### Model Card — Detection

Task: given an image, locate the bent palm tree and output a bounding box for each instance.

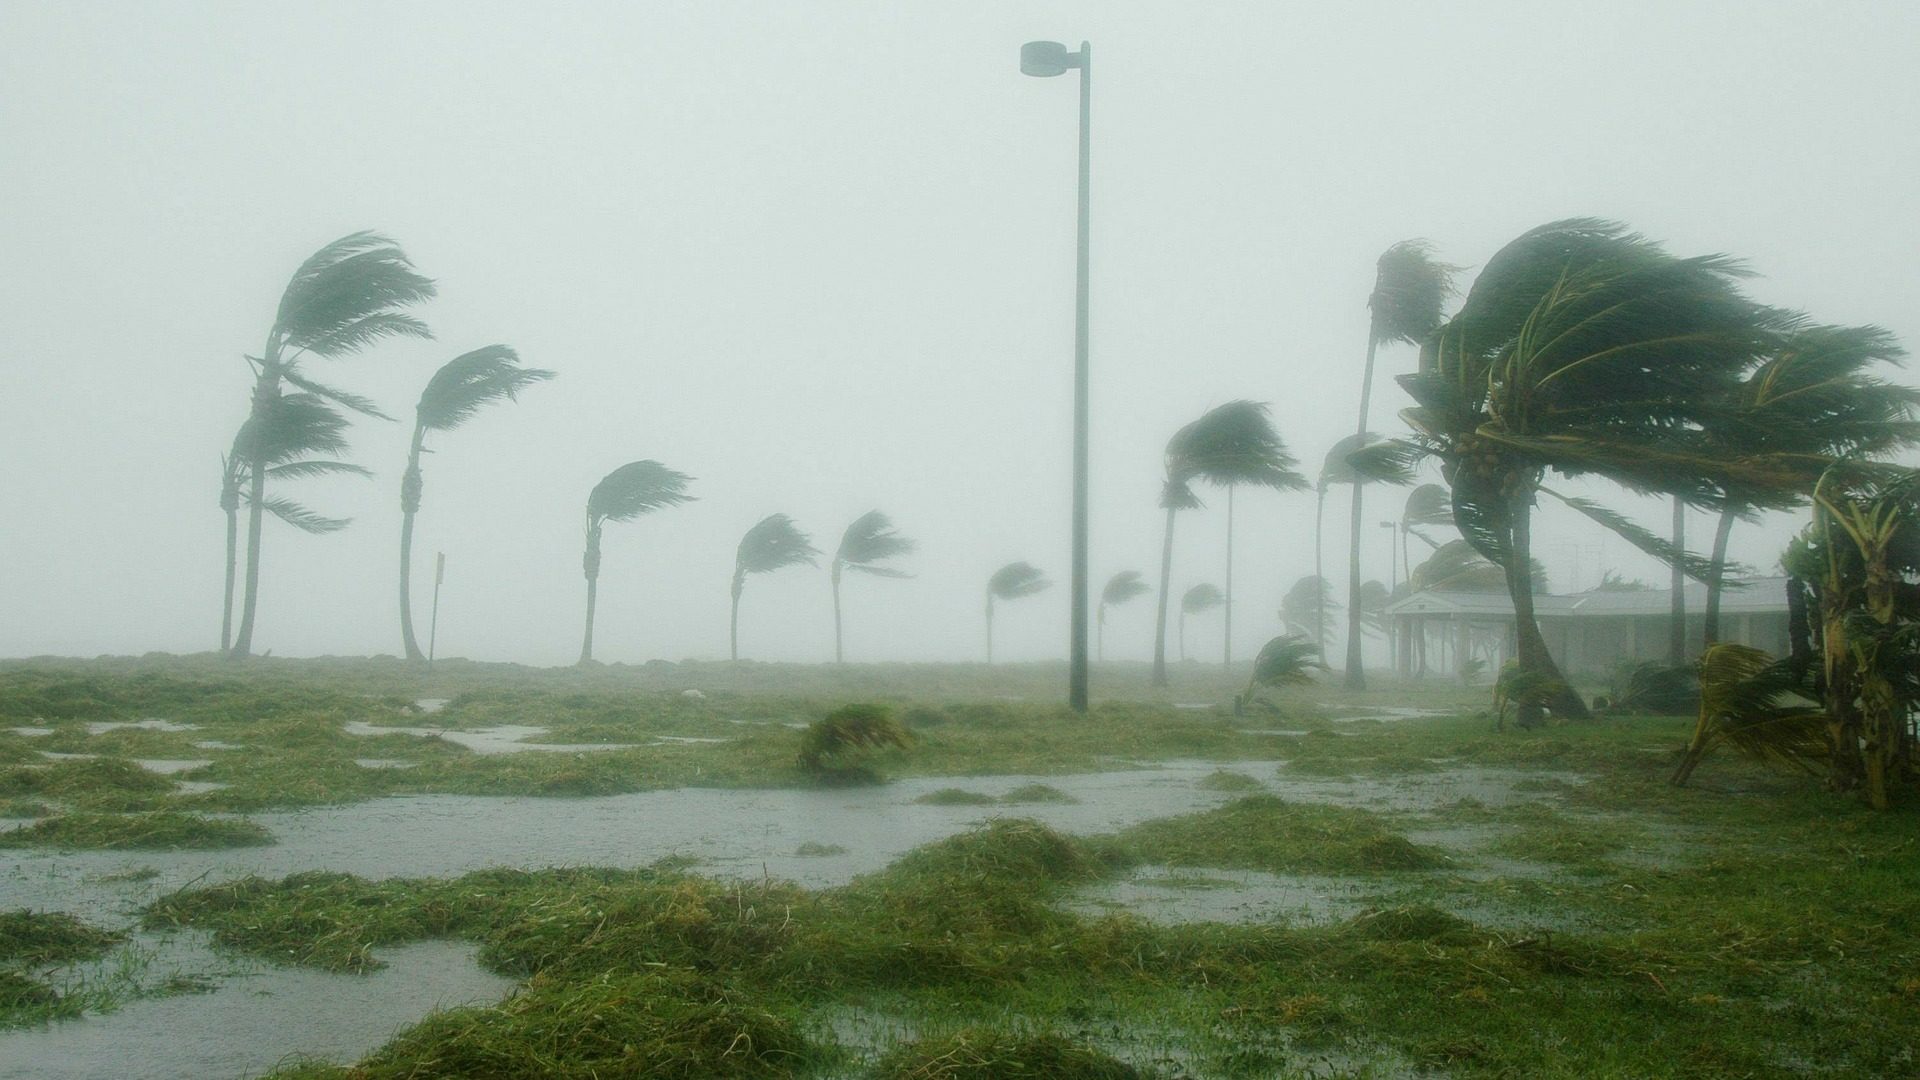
[1153,402,1308,685]
[1345,240,1458,690]
[229,232,435,658]
[1359,219,1793,724]
[1236,633,1325,713]
[578,461,694,664]
[831,511,915,663]
[399,346,554,660]
[218,393,370,650]
[1098,570,1150,661]
[1179,582,1225,662]
[731,514,818,661]
[986,562,1051,663]
[1318,432,1380,657]
[1698,323,1919,644]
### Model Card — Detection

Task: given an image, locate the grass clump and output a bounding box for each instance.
[794,841,847,856]
[1117,795,1442,874]
[874,1028,1149,1079]
[1000,783,1074,804]
[798,703,912,784]
[269,971,816,1079]
[0,757,176,811]
[915,788,999,806]
[0,811,271,850]
[0,910,125,967]
[0,797,54,818]
[916,784,1076,807]
[1197,770,1264,792]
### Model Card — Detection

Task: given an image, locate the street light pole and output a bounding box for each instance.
[1022,39,1093,714]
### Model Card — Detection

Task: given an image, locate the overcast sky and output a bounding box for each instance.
[3,1,1916,667]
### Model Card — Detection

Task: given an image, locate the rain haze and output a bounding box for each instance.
[5,1,1915,666]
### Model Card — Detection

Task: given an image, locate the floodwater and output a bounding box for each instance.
[0,759,1569,1079]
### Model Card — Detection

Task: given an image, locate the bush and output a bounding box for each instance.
[796,704,911,783]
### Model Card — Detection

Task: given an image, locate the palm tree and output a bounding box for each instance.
[218,393,370,651]
[1235,632,1325,713]
[731,514,818,661]
[831,511,915,663]
[1344,240,1458,691]
[1152,402,1308,685]
[399,346,554,660]
[1097,571,1150,662]
[1281,575,1336,641]
[1362,219,1793,724]
[1317,431,1377,657]
[1670,643,1824,787]
[1179,582,1224,662]
[229,232,435,658]
[1698,324,1919,645]
[578,461,694,664]
[1398,483,1453,576]
[986,562,1051,663]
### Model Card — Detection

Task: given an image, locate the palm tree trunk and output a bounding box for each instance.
[986,595,995,664]
[399,428,427,662]
[1097,604,1105,663]
[579,522,601,664]
[1224,484,1235,669]
[1344,479,1367,690]
[1701,507,1738,647]
[1669,497,1687,663]
[220,497,239,653]
[229,372,280,659]
[730,575,743,662]
[1507,481,1589,724]
[1314,486,1326,648]
[831,563,845,665]
[1151,505,1177,687]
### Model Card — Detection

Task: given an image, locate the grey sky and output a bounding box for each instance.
[3,1,1916,666]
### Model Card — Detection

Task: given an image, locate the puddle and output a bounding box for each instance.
[1321,705,1453,724]
[1067,865,1377,925]
[133,760,213,776]
[652,735,733,745]
[10,727,55,737]
[1172,703,1216,710]
[354,758,419,770]
[193,741,243,752]
[411,699,449,715]
[85,720,199,735]
[341,721,636,755]
[174,781,230,796]
[0,938,511,1080]
[40,751,98,762]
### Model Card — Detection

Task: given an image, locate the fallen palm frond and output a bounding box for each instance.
[1234,633,1324,714]
[1493,661,1576,730]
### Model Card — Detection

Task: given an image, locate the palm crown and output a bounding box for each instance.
[588,461,696,528]
[416,346,555,433]
[263,231,438,417]
[988,562,1052,601]
[1101,570,1150,608]
[1181,583,1225,615]
[1164,400,1309,505]
[835,511,916,577]
[737,514,819,579]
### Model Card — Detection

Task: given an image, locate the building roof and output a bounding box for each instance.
[1381,577,1789,620]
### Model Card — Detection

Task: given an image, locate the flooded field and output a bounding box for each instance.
[1,659,1912,1078]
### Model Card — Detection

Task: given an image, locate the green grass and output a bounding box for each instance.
[0,909,129,1027]
[915,784,1077,807]
[873,1028,1150,1079]
[0,811,272,850]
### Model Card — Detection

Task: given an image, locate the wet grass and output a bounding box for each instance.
[1115,795,1445,874]
[873,1028,1150,1079]
[915,784,1076,807]
[0,910,128,1027]
[0,811,272,850]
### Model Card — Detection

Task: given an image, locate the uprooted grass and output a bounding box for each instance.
[914,784,1077,807]
[140,799,1920,1078]
[0,909,129,1027]
[0,811,272,850]
[873,1027,1151,1079]
[1115,795,1445,874]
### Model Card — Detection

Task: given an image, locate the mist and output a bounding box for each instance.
[4,1,1916,667]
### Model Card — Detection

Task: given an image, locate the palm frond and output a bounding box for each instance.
[1326,432,1417,486]
[273,234,437,362]
[1180,582,1225,615]
[736,513,819,576]
[1536,487,1725,583]
[265,460,372,480]
[1280,575,1338,634]
[1401,483,1453,532]
[416,345,556,432]
[1167,401,1309,492]
[234,392,357,466]
[280,369,394,421]
[836,511,916,575]
[1101,570,1151,607]
[586,461,695,524]
[1370,239,1460,346]
[1409,540,1539,593]
[1674,644,1826,782]
[255,495,351,534]
[1246,633,1325,689]
[988,561,1052,601]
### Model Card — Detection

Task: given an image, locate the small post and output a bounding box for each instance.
[428,552,445,667]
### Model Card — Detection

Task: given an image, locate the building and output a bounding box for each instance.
[1379,577,1792,679]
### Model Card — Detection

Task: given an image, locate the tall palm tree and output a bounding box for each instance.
[1698,323,1919,644]
[1179,582,1224,662]
[229,232,435,658]
[731,514,818,661]
[1361,219,1792,724]
[986,562,1051,663]
[218,393,370,651]
[831,511,915,663]
[578,461,694,664]
[1345,240,1458,690]
[1152,402,1308,685]
[1097,570,1150,661]
[1317,432,1377,656]
[399,346,554,660]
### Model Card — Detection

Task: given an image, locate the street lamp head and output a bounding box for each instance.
[1020,40,1080,77]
